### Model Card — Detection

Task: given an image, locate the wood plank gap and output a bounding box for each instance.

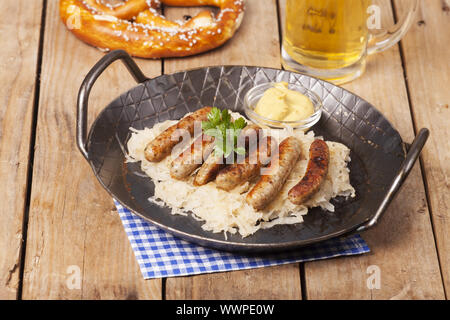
[275,0,283,52]
[162,278,167,300]
[17,0,48,300]
[415,153,448,299]
[299,263,307,300]
[391,0,448,299]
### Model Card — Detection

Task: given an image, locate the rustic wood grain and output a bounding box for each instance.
[164,0,302,300]
[12,0,447,300]
[0,0,43,300]
[394,0,450,295]
[21,0,162,299]
[277,0,445,299]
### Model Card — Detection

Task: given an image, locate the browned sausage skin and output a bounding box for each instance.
[170,134,215,180]
[215,136,275,191]
[288,139,330,205]
[193,124,263,187]
[246,137,302,210]
[193,152,225,186]
[144,106,212,162]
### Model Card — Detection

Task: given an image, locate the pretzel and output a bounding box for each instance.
[59,0,245,58]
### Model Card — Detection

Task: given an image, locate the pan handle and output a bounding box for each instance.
[357,128,430,232]
[77,50,148,160]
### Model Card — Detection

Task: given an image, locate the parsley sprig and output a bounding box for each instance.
[202,108,247,158]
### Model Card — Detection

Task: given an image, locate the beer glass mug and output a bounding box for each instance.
[282,0,419,84]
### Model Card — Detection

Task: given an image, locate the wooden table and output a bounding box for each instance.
[1,0,448,300]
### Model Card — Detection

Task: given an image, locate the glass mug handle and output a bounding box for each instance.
[367,0,419,55]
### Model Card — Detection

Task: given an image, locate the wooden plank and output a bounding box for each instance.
[394,0,450,295]
[282,0,445,299]
[166,265,301,299]
[21,0,162,299]
[164,0,302,300]
[0,0,43,300]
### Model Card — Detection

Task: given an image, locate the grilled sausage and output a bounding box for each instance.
[215,136,275,191]
[193,124,263,186]
[193,152,225,186]
[144,106,212,162]
[169,134,215,180]
[288,139,330,205]
[246,137,302,210]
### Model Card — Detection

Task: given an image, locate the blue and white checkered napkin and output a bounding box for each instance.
[114,200,370,279]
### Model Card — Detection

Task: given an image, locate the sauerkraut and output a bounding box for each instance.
[126,117,355,237]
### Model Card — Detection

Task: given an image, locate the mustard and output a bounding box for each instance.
[253,82,314,122]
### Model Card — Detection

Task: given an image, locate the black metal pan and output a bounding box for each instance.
[77,50,429,253]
